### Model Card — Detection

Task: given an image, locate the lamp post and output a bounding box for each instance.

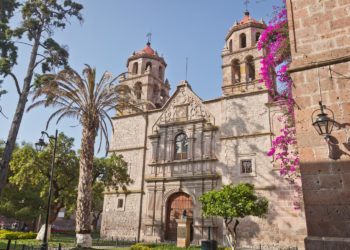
[35,130,58,250]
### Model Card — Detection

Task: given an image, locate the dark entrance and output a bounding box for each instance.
[165,192,193,241]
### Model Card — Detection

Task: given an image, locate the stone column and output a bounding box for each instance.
[149,132,160,163]
[167,129,174,162]
[187,128,195,160]
[203,123,214,159]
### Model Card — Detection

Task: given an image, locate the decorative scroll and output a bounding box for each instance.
[154,85,215,128]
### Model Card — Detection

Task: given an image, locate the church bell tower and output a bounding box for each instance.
[118,42,170,112]
[221,11,267,96]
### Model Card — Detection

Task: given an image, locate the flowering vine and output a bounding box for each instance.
[258,3,300,183]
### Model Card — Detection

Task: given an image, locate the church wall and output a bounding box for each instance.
[212,92,306,248]
[101,114,148,240]
[100,193,141,240]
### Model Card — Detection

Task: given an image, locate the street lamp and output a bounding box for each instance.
[35,130,58,250]
[311,101,336,138]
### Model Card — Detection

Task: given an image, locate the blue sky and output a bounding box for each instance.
[1,0,280,155]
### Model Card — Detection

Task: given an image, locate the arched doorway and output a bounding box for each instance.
[165,192,193,241]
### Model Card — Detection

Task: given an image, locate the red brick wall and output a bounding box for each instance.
[287,0,350,249]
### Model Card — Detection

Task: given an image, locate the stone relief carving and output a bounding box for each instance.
[154,86,215,130]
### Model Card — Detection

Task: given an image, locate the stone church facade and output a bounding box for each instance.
[101,12,306,248]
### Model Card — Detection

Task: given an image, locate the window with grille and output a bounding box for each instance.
[241,159,253,174]
[174,133,188,160]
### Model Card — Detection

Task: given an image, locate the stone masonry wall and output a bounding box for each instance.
[287,0,350,249]
[215,92,306,248]
[101,114,147,240]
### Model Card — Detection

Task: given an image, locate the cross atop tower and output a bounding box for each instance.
[244,0,250,11]
[146,32,152,44]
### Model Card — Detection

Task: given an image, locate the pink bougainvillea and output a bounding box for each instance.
[258,3,300,182]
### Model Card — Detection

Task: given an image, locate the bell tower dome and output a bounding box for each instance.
[118,42,170,112]
[221,11,267,96]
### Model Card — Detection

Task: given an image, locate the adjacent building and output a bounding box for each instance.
[286,0,350,249]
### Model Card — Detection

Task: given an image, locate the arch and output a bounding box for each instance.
[132,62,138,74]
[240,33,247,48]
[145,61,152,72]
[231,59,241,83]
[229,39,233,52]
[165,192,193,241]
[255,32,261,43]
[162,188,197,206]
[174,133,188,160]
[245,55,255,81]
[134,82,142,100]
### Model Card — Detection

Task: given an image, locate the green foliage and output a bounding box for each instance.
[0,230,37,240]
[130,243,152,250]
[5,133,79,223]
[90,154,133,228]
[9,133,79,221]
[200,183,268,220]
[93,154,133,191]
[1,133,133,225]
[130,243,201,250]
[0,183,44,221]
[200,183,268,249]
[0,0,83,79]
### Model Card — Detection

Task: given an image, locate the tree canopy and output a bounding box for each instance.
[200,183,268,250]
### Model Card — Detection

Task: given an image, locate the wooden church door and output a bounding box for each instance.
[165,192,193,241]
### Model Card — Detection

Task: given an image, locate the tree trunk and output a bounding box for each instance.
[224,218,239,250]
[91,210,102,231]
[75,126,96,247]
[0,33,41,194]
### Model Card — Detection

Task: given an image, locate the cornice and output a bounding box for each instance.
[148,157,218,167]
[145,174,220,183]
[220,132,272,140]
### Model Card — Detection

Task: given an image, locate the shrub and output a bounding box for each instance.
[130,243,201,250]
[0,230,37,240]
[17,232,37,239]
[130,243,152,250]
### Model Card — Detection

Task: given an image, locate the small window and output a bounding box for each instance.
[160,89,167,101]
[175,133,188,160]
[255,32,261,43]
[229,39,233,52]
[145,62,152,72]
[231,59,241,83]
[240,33,247,48]
[134,82,142,100]
[117,199,123,208]
[245,56,255,82]
[241,159,252,174]
[158,66,163,79]
[116,197,125,211]
[132,62,138,74]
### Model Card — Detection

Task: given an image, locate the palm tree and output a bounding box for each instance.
[28,65,135,247]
